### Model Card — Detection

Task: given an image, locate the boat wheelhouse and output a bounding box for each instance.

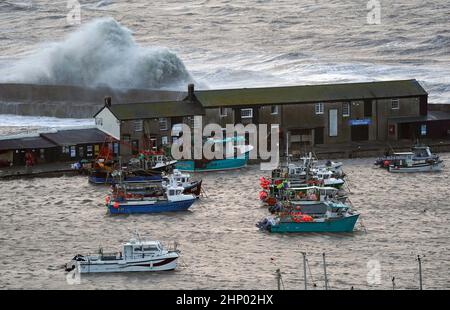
[257,201,359,233]
[106,181,197,214]
[375,144,440,169]
[268,186,348,215]
[387,152,443,173]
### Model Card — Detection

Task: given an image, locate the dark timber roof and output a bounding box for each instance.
[0,136,56,151]
[40,128,115,146]
[193,79,428,108]
[106,101,205,120]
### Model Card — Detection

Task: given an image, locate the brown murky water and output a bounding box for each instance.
[0,156,449,290]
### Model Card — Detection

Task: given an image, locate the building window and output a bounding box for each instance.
[188,116,196,129]
[134,120,143,132]
[70,146,76,158]
[420,124,427,136]
[220,107,227,117]
[241,108,253,119]
[315,103,324,115]
[159,118,168,131]
[271,105,278,115]
[122,135,131,143]
[391,99,400,110]
[86,145,93,157]
[342,102,350,117]
[95,117,103,126]
[162,136,169,145]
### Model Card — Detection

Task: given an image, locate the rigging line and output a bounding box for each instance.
[280,274,286,290]
[306,258,317,288]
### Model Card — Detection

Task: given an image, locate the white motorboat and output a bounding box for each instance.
[65,234,179,273]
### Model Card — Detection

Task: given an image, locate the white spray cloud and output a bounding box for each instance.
[0,17,194,90]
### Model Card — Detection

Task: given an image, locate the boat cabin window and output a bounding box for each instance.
[143,246,159,252]
[176,190,182,195]
[169,190,175,196]
[134,246,142,251]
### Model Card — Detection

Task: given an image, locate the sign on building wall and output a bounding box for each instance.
[349,118,371,126]
[329,109,338,137]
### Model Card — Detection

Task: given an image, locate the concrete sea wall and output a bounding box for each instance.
[0,83,186,118]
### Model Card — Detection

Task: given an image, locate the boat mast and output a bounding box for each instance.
[276,269,281,290]
[417,255,423,290]
[322,252,328,290]
[302,252,307,290]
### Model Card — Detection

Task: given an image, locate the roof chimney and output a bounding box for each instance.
[187,84,194,101]
[104,96,112,107]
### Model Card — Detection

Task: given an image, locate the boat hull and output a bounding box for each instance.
[75,256,178,273]
[175,157,248,172]
[89,175,162,185]
[388,161,443,173]
[107,198,196,214]
[269,214,359,233]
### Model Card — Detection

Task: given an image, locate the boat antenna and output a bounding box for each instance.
[286,132,290,166]
[322,253,329,290]
[135,228,141,242]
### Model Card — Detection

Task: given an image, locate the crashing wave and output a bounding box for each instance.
[0,17,194,90]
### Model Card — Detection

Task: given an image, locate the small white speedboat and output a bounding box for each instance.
[65,234,179,273]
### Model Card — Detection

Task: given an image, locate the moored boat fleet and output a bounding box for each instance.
[257,153,359,233]
[66,142,444,273]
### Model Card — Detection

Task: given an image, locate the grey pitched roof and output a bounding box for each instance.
[40,128,116,146]
[193,79,428,108]
[0,136,56,151]
[105,100,205,120]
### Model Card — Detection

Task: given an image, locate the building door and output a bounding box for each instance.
[364,100,372,117]
[314,127,324,145]
[351,125,369,141]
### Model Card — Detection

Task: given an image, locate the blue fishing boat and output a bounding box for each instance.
[106,182,196,214]
[257,201,359,233]
[269,214,359,233]
[174,136,253,172]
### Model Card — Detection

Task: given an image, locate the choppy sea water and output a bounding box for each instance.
[0,156,449,289]
[0,0,449,102]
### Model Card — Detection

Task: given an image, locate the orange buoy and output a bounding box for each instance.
[113,201,119,209]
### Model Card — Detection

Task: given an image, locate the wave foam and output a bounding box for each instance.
[0,18,194,90]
